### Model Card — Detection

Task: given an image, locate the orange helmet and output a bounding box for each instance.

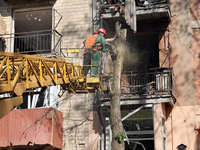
[93,31,98,34]
[98,28,107,35]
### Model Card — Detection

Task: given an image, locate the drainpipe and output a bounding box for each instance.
[100,17,103,28]
[152,104,155,150]
[168,28,171,69]
[53,9,55,53]
[100,0,103,28]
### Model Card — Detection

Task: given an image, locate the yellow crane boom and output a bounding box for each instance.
[0,52,100,118]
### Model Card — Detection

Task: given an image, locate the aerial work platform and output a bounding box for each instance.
[0,52,100,118]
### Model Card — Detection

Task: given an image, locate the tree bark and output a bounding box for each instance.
[110,22,127,150]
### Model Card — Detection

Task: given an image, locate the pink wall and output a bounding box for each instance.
[164,0,198,149]
[0,108,63,149]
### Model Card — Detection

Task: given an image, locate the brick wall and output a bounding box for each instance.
[53,2,101,149]
[60,92,100,150]
[0,14,6,34]
[0,5,12,37]
[54,0,92,49]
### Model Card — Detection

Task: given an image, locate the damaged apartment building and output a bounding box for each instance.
[0,0,199,150]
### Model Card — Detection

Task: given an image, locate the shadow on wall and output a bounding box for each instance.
[0,37,6,52]
[60,92,90,149]
[61,14,91,48]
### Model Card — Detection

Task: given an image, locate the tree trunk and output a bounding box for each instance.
[110,22,127,150]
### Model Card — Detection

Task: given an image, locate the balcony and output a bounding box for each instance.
[100,0,171,31]
[101,68,174,106]
[0,29,62,57]
[135,0,170,22]
[101,0,170,18]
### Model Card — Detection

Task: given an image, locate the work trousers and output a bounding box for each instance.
[82,52,91,76]
[101,52,108,74]
[92,51,101,76]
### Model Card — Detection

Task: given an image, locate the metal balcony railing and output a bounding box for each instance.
[0,29,62,56]
[101,68,172,97]
[121,69,172,95]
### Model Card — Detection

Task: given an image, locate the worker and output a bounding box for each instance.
[81,31,99,76]
[92,28,112,77]
[101,34,116,74]
[80,31,98,49]
[81,30,114,76]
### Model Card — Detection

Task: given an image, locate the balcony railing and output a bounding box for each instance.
[0,29,62,57]
[102,68,172,97]
[121,69,172,95]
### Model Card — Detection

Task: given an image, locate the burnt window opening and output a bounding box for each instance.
[124,33,159,72]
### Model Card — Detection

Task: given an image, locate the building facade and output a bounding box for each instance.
[0,0,199,150]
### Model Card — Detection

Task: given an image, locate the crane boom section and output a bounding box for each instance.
[0,52,88,96]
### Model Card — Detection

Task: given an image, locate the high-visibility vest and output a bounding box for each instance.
[84,35,98,53]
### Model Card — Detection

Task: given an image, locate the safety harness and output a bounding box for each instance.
[93,43,102,52]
